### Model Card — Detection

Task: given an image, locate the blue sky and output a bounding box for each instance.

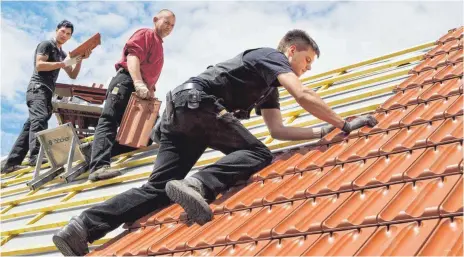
[1,1,463,156]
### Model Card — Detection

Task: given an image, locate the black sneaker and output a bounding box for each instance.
[165,177,213,225]
[88,165,122,182]
[1,163,27,174]
[52,216,89,256]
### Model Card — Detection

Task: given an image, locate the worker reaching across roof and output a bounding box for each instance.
[1,20,92,174]
[84,9,176,182]
[53,29,378,256]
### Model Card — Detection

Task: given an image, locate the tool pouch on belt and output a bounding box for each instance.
[187,88,200,109]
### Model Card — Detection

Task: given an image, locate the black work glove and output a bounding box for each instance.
[342,114,378,133]
[319,124,336,138]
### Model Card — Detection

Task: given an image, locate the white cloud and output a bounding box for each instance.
[1,130,19,157]
[0,18,41,99]
[1,1,463,156]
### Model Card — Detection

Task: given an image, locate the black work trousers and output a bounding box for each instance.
[4,86,53,166]
[89,71,137,172]
[80,90,273,242]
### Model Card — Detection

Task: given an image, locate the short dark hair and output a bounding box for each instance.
[277,29,320,57]
[56,20,74,34]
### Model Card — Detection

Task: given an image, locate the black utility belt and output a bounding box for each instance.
[166,83,204,122]
[171,83,204,96]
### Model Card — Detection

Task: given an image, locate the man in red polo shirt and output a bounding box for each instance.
[87,9,175,181]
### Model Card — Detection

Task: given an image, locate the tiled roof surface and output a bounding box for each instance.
[0,27,462,256]
[86,27,463,257]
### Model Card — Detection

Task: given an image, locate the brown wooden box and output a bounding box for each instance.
[69,33,101,58]
[116,93,162,148]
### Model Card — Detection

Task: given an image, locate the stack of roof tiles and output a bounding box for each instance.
[87,27,463,256]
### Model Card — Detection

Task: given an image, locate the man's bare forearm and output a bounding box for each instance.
[127,55,144,82]
[271,126,321,141]
[278,72,345,129]
[36,61,64,72]
[296,89,345,129]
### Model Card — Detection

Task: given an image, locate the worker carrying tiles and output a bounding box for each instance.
[83,9,176,182]
[53,29,378,256]
[1,20,92,174]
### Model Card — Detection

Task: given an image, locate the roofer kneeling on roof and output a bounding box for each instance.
[1,20,92,174]
[83,9,176,182]
[53,29,378,256]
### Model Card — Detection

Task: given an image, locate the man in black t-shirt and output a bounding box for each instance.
[53,29,378,256]
[1,20,91,174]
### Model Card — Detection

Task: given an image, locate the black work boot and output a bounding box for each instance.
[165,177,214,225]
[52,216,89,256]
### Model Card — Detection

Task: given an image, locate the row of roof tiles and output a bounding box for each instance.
[436,26,463,44]
[89,173,462,256]
[396,61,463,90]
[428,37,463,57]
[412,49,462,74]
[120,137,462,231]
[381,77,462,110]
